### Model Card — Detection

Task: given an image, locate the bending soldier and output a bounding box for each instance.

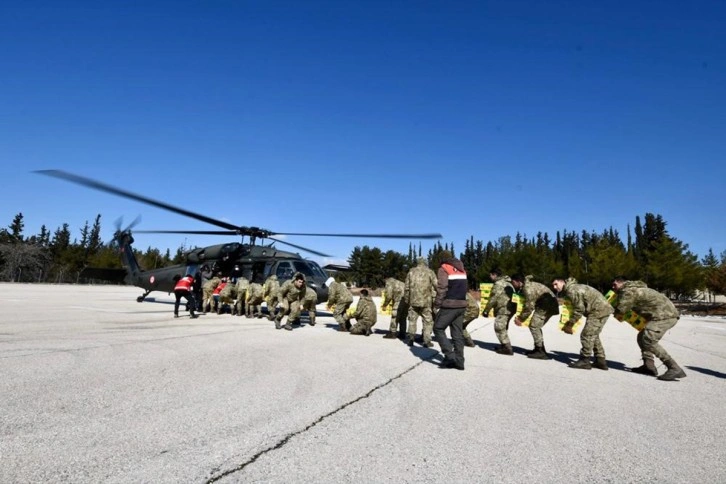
[232,276,250,316]
[325,276,354,331]
[302,286,318,326]
[404,257,437,347]
[511,274,559,360]
[381,277,407,339]
[202,274,221,314]
[611,277,686,381]
[275,272,307,331]
[462,292,479,347]
[263,274,281,321]
[349,289,377,336]
[245,282,264,318]
[482,269,516,355]
[552,277,613,370]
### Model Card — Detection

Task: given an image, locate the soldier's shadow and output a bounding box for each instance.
[408,345,441,366]
[686,366,726,380]
[549,350,628,371]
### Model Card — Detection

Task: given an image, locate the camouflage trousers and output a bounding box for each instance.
[638,317,678,363]
[528,308,557,346]
[202,289,215,312]
[246,298,263,318]
[333,302,352,328]
[493,311,512,345]
[407,305,434,343]
[350,318,375,335]
[265,296,281,318]
[301,302,316,325]
[276,300,303,324]
[388,300,409,334]
[579,314,609,358]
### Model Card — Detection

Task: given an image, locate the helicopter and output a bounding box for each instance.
[36,170,442,306]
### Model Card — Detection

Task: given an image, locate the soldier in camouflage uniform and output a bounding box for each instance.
[552,277,613,370]
[381,277,407,339]
[511,274,559,360]
[404,257,438,347]
[218,280,237,315]
[232,276,250,316]
[462,292,479,347]
[202,274,221,314]
[263,274,281,321]
[301,286,318,326]
[245,282,264,318]
[349,289,378,336]
[482,269,516,355]
[325,276,354,331]
[275,272,307,331]
[612,277,686,381]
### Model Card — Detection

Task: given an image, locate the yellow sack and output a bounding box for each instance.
[479,283,494,317]
[380,291,392,315]
[557,297,584,333]
[346,304,356,318]
[512,293,533,326]
[605,290,647,332]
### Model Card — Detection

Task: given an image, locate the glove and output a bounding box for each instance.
[563,320,575,334]
[514,316,523,327]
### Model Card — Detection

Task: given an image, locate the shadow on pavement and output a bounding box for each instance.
[686,366,726,380]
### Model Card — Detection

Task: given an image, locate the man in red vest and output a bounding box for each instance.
[433,252,469,370]
[174,274,199,319]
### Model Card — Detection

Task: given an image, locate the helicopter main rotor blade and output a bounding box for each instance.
[267,236,331,258]
[35,170,240,232]
[271,232,443,239]
[134,230,239,236]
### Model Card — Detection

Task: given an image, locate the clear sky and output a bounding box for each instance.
[2,1,724,266]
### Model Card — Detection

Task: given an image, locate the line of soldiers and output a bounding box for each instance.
[380,262,686,382]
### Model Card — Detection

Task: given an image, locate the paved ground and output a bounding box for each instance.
[1,283,725,483]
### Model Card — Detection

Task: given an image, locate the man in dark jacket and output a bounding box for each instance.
[432,254,469,370]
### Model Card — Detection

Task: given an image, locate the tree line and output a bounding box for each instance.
[1,211,725,300]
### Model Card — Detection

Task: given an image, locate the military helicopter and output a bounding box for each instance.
[37,170,442,305]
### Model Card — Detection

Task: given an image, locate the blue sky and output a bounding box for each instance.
[2,1,724,266]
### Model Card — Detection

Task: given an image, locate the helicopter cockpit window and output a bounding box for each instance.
[292,261,327,279]
[276,262,294,280]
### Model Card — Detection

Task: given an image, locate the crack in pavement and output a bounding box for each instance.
[205,358,429,483]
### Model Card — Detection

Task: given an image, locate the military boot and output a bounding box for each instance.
[593,357,609,371]
[630,358,658,376]
[657,359,687,381]
[495,343,513,355]
[527,345,551,360]
[568,357,592,369]
[464,336,475,348]
[405,335,415,346]
[283,323,293,331]
[383,332,397,339]
[274,318,282,330]
[422,340,434,348]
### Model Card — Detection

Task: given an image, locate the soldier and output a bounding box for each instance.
[381,277,407,339]
[462,292,479,348]
[173,274,199,319]
[301,286,318,326]
[481,269,516,355]
[218,279,237,314]
[349,289,378,336]
[433,254,468,370]
[245,281,265,318]
[263,274,281,321]
[611,277,686,381]
[232,276,250,316]
[211,278,228,314]
[552,277,613,370]
[201,273,221,314]
[275,272,307,331]
[325,276,354,331]
[511,274,559,360]
[404,257,437,347]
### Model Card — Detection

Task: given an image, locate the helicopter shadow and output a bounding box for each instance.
[686,366,726,380]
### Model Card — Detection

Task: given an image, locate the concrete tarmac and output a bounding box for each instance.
[1,283,725,483]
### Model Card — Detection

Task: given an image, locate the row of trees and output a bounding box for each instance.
[1,211,725,300]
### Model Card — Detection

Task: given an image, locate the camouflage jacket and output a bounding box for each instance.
[482,276,514,315]
[404,261,437,307]
[263,275,280,298]
[219,283,237,299]
[328,281,353,305]
[354,295,378,324]
[279,279,306,303]
[562,278,613,322]
[614,280,679,321]
[464,292,480,321]
[519,276,558,321]
[203,276,221,292]
[235,277,250,297]
[382,278,405,308]
[246,282,264,303]
[303,287,318,308]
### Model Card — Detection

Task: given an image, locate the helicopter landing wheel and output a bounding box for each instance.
[137,295,145,303]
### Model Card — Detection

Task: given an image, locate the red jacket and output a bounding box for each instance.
[174,275,194,292]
